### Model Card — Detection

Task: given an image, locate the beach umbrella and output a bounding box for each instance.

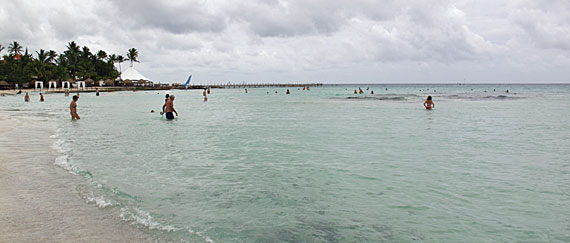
[104,79,114,86]
[122,80,133,86]
[84,78,95,85]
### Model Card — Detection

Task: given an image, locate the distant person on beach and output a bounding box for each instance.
[65,89,69,96]
[96,88,100,96]
[25,92,30,102]
[203,88,207,97]
[40,93,44,102]
[70,95,80,120]
[207,87,211,94]
[164,95,178,120]
[286,89,290,94]
[161,94,170,115]
[424,96,434,110]
[245,88,248,93]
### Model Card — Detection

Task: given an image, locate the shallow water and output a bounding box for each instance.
[1,84,570,242]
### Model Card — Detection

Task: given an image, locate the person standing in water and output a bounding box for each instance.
[40,93,44,102]
[25,92,30,102]
[161,94,170,115]
[164,95,178,120]
[70,95,80,120]
[96,88,100,96]
[424,96,434,110]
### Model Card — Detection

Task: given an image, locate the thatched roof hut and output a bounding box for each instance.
[104,79,114,86]
[0,81,9,86]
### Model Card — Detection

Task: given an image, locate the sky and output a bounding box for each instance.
[1,0,569,84]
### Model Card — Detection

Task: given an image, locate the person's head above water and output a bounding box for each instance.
[73,95,78,100]
[165,94,170,98]
[427,96,432,100]
[170,95,175,100]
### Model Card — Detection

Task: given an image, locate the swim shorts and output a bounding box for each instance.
[166,112,174,120]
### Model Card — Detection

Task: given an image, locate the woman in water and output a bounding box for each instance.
[424,96,434,110]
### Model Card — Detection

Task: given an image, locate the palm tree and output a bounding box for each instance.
[126,48,139,67]
[36,49,48,63]
[96,50,107,61]
[0,44,4,55]
[8,41,23,56]
[117,55,125,73]
[64,41,80,80]
[47,50,58,63]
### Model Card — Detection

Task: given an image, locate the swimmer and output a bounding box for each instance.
[96,88,100,96]
[164,95,178,120]
[151,110,155,113]
[371,90,374,95]
[70,95,80,120]
[286,89,290,94]
[207,87,211,94]
[245,88,248,93]
[40,93,44,102]
[354,90,357,94]
[359,88,363,94]
[161,94,170,115]
[424,96,434,110]
[25,92,30,102]
[203,88,207,97]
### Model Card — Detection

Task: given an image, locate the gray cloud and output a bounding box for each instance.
[0,0,569,83]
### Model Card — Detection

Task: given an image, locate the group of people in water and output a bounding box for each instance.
[16,86,440,121]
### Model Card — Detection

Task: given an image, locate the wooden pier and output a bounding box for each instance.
[179,83,323,89]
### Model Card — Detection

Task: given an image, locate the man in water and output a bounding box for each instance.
[164,95,178,120]
[40,93,44,102]
[24,92,30,102]
[70,95,80,120]
[96,88,100,96]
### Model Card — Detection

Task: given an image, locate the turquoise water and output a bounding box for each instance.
[2,84,570,242]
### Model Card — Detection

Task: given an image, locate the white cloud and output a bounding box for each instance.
[1,0,569,83]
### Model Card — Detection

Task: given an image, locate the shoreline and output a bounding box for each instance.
[0,114,156,242]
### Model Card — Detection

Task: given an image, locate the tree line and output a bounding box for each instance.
[0,41,139,86]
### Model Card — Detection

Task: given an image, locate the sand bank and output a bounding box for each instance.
[0,114,155,242]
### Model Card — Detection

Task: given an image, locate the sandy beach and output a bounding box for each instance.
[0,114,155,242]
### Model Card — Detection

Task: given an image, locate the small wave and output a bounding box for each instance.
[345,96,408,101]
[120,207,177,232]
[85,194,113,208]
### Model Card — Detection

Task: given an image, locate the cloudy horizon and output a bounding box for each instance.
[1,0,569,84]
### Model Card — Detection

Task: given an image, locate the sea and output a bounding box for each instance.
[1,84,569,242]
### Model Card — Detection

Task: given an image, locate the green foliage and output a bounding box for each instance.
[0,41,135,86]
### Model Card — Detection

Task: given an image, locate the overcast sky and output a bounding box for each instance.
[1,0,569,84]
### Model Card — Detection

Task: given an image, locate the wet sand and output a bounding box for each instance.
[0,115,155,242]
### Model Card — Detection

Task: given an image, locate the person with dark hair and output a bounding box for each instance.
[424,96,434,110]
[161,94,170,115]
[70,95,80,120]
[164,95,178,120]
